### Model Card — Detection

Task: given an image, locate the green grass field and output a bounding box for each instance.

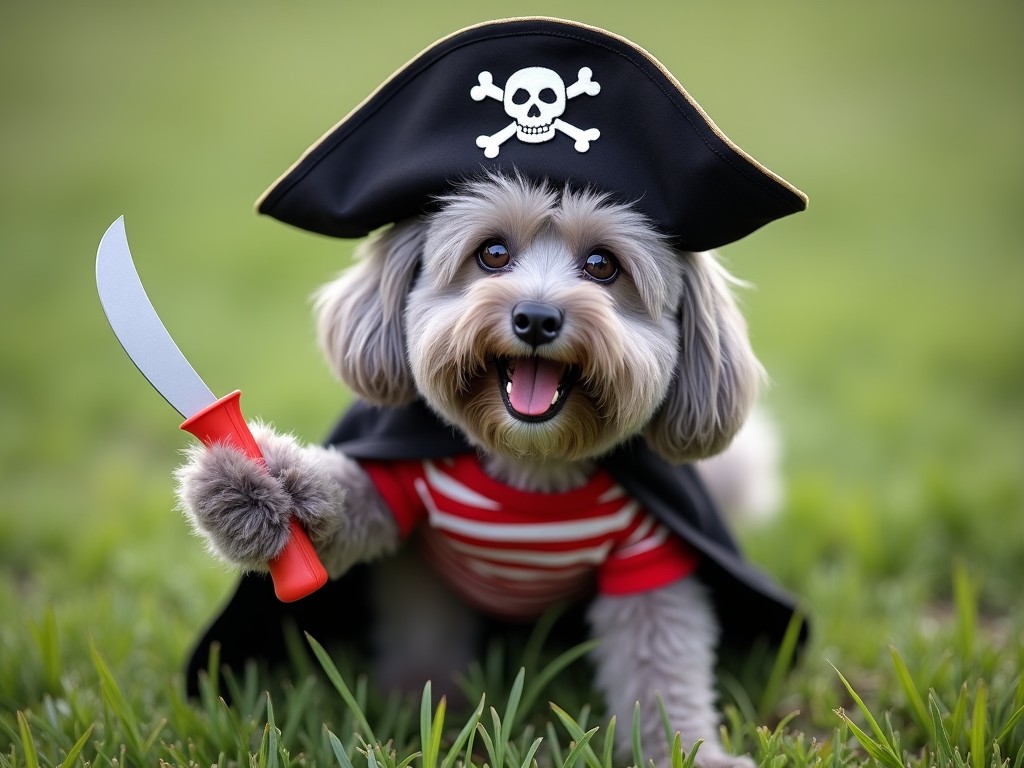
[1,1,1022,766]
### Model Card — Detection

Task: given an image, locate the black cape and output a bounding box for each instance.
[185,400,807,694]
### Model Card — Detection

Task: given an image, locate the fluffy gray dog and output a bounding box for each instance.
[176,173,778,767]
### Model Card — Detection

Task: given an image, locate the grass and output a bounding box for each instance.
[2,581,1022,767]
[1,0,1023,766]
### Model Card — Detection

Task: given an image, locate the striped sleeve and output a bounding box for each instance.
[597,514,698,595]
[360,460,428,537]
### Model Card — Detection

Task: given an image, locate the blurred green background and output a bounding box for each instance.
[1,0,1021,696]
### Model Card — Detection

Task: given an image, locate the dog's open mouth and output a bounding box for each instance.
[497,357,581,422]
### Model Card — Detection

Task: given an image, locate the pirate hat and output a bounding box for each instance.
[257,17,807,251]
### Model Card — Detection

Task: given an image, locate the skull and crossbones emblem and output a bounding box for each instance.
[470,66,601,158]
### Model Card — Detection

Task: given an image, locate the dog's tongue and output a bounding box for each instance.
[508,357,562,416]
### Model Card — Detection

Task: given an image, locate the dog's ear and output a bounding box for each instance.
[644,252,765,462]
[314,219,426,406]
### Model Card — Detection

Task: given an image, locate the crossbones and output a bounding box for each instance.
[471,66,601,158]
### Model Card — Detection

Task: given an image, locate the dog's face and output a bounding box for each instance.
[404,177,683,461]
[317,174,762,463]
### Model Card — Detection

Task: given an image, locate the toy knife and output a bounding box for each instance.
[95,216,328,602]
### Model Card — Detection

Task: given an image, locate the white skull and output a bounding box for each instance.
[503,67,566,143]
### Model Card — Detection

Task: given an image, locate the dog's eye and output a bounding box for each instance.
[477,240,511,271]
[583,250,619,283]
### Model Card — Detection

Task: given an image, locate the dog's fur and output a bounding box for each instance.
[176,173,768,767]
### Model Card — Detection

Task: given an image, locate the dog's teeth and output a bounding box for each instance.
[551,390,560,406]
[506,381,513,395]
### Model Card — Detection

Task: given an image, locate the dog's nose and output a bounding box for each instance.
[511,301,563,347]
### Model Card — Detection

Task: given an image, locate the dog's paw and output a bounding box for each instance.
[175,423,345,570]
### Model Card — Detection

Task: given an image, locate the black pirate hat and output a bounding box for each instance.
[257,17,807,251]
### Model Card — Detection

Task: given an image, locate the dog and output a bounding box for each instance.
[177,172,778,767]
[176,16,809,767]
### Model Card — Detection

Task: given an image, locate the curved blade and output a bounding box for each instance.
[96,217,216,419]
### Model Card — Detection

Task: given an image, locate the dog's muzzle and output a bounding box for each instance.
[494,302,576,421]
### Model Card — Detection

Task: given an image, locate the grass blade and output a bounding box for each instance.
[29,609,60,693]
[326,727,356,768]
[429,697,446,768]
[682,738,705,768]
[464,707,479,768]
[889,645,932,739]
[832,662,903,768]
[420,682,445,768]
[757,612,805,720]
[502,668,526,746]
[142,715,168,754]
[57,724,95,768]
[490,707,506,768]
[366,741,381,768]
[476,720,499,768]
[16,711,39,768]
[266,694,281,768]
[656,694,674,758]
[631,702,644,768]
[834,708,902,768]
[970,681,987,768]
[202,639,222,706]
[306,633,377,744]
[669,733,704,768]
[89,642,145,760]
[930,691,956,768]
[520,735,544,768]
[561,727,599,768]
[602,716,617,768]
[670,732,684,768]
[952,561,977,658]
[256,721,272,768]
[442,694,486,768]
[549,704,603,768]
[951,684,970,752]
[421,681,435,768]
[281,674,317,748]
[547,721,566,768]
[996,703,1024,745]
[831,723,848,768]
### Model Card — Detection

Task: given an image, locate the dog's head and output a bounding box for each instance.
[316,173,763,463]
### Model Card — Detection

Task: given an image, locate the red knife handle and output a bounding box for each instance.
[180,390,329,602]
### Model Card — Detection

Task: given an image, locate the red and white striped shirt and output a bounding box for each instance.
[362,455,698,620]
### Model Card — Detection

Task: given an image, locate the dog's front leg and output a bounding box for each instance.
[175,422,399,576]
[588,578,754,768]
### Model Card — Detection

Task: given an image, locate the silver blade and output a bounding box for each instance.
[96,216,217,419]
